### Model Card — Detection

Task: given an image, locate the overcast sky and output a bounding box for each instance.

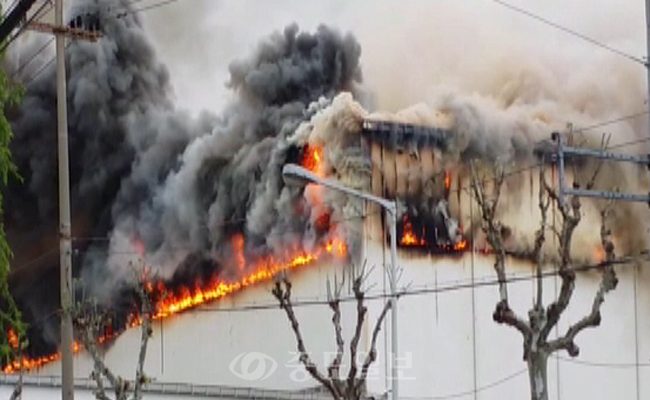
[139,0,647,115]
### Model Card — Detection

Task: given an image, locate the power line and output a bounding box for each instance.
[16,0,183,84]
[399,351,650,400]
[568,111,649,135]
[10,36,53,79]
[22,40,69,85]
[114,0,181,18]
[192,252,649,312]
[491,0,646,66]
[401,368,527,400]
[555,355,650,369]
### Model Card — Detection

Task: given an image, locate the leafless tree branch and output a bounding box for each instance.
[273,264,389,400]
[326,275,345,392]
[470,141,619,400]
[8,360,22,400]
[534,166,550,312]
[346,269,367,392]
[73,269,155,400]
[357,300,391,389]
[547,202,619,356]
[469,161,532,343]
[133,279,153,400]
[585,133,611,190]
[272,278,338,399]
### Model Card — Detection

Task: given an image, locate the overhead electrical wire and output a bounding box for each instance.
[14,0,184,84]
[22,41,70,85]
[10,36,53,79]
[569,111,649,135]
[118,0,181,16]
[490,0,647,66]
[3,1,648,394]
[401,368,527,400]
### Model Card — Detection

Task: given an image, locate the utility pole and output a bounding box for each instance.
[55,0,74,397]
[552,129,650,399]
[27,5,103,400]
[641,2,650,397]
[0,3,100,398]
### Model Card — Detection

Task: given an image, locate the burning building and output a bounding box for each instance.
[1,0,650,398]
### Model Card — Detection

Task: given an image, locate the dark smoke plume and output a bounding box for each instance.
[5,0,367,356]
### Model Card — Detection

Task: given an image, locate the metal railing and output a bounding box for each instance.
[0,374,331,400]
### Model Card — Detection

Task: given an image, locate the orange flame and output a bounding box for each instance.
[444,170,451,191]
[5,234,348,373]
[401,216,425,246]
[301,145,324,178]
[7,328,18,350]
[232,234,245,272]
[6,143,340,373]
[454,240,468,251]
[399,214,469,252]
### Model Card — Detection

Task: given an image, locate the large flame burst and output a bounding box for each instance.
[399,170,468,252]
[4,144,348,373]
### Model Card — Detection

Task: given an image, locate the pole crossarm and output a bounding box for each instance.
[561,146,650,166]
[26,21,102,41]
[564,189,650,203]
[552,132,650,206]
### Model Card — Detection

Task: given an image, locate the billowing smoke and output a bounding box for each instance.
[4,0,649,358]
[5,0,371,352]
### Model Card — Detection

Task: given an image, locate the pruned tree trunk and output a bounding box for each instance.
[469,150,619,400]
[8,367,22,400]
[527,350,548,400]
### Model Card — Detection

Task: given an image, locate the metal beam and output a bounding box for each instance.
[0,374,334,400]
[564,188,650,203]
[362,119,451,149]
[553,132,650,207]
[26,21,102,41]
[561,146,650,166]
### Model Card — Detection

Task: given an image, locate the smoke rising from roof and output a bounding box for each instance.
[4,0,649,356]
[6,0,371,351]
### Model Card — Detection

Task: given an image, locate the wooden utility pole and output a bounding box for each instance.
[30,4,102,400]
[55,0,74,397]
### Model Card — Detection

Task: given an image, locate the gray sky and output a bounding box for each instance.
[140,0,647,115]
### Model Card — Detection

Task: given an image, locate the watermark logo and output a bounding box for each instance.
[229,352,278,381]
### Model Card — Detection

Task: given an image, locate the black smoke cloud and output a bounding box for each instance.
[5,0,366,355]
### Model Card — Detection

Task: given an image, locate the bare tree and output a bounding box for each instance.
[73,272,155,400]
[469,161,618,400]
[272,264,391,400]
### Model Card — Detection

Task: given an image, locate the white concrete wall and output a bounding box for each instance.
[6,229,650,400]
[362,243,650,400]
[22,259,369,394]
